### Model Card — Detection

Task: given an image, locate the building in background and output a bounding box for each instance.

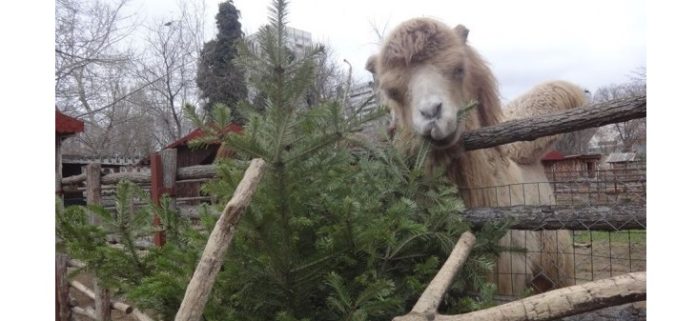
[247,26,313,59]
[345,81,389,141]
[541,150,603,181]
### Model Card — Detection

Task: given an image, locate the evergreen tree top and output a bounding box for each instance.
[215,0,243,41]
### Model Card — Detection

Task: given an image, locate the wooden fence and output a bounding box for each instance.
[58,149,219,321]
[56,94,647,321]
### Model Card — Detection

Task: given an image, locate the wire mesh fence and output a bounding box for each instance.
[461,167,646,299]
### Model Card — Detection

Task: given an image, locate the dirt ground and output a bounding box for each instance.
[573,239,646,283]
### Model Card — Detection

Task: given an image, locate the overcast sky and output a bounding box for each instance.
[134,0,646,102]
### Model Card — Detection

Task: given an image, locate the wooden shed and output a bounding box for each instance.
[542,150,602,182]
[144,123,243,204]
[143,123,243,168]
[56,110,84,194]
[604,152,639,170]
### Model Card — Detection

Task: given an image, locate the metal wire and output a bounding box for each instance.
[462,166,646,297]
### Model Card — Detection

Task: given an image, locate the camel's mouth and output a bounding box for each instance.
[424,130,459,149]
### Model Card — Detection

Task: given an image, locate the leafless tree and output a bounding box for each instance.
[134,0,207,144]
[55,0,151,157]
[56,0,210,156]
[306,45,348,106]
[552,89,597,154]
[591,70,646,154]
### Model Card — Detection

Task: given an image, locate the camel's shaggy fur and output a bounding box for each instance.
[367,18,587,296]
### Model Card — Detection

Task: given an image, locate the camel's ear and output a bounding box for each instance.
[454,25,470,43]
[365,54,378,75]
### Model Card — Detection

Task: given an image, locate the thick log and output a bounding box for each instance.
[62,173,86,185]
[436,272,646,321]
[412,232,476,315]
[460,204,646,231]
[174,159,266,321]
[69,259,86,269]
[393,272,645,321]
[56,253,71,321]
[460,95,646,151]
[62,171,152,185]
[62,164,217,187]
[175,196,212,202]
[69,280,134,314]
[101,171,151,184]
[132,308,157,321]
[176,165,217,180]
[72,306,97,320]
[112,301,134,314]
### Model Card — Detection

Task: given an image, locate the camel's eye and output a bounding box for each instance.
[386,88,402,101]
[453,66,465,78]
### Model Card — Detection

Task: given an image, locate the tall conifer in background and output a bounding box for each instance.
[196,0,248,121]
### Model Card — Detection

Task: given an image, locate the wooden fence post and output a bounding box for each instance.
[86,163,111,321]
[162,148,178,196]
[86,163,102,225]
[56,253,70,321]
[151,148,177,247]
[150,152,166,246]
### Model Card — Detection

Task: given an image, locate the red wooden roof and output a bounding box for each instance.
[542,150,602,161]
[542,150,565,161]
[166,122,243,149]
[56,110,84,135]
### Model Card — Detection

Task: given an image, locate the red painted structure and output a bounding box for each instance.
[56,110,84,135]
[56,110,84,195]
[165,122,243,149]
[149,122,243,246]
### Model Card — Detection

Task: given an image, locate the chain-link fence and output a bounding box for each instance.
[461,166,646,299]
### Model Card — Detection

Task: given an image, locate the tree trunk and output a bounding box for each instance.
[174,159,266,321]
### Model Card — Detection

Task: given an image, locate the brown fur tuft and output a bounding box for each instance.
[381,18,462,67]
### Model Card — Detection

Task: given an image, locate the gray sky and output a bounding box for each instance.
[134,0,646,102]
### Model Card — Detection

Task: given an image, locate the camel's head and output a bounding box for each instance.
[367,18,473,148]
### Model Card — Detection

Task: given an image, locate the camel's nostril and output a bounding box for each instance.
[420,102,443,120]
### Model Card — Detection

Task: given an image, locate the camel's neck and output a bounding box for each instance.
[430,144,509,208]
